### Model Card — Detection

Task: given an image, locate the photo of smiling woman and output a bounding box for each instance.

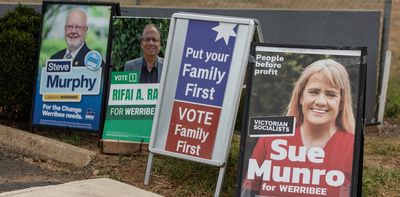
[287,59,354,148]
[288,59,353,195]
[240,54,362,197]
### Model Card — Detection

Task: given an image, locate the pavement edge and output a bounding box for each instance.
[0,124,96,168]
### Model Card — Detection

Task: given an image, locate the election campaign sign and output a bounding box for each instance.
[144,12,258,197]
[102,71,159,142]
[163,18,236,159]
[237,44,367,197]
[148,12,256,165]
[31,2,118,131]
[101,17,169,154]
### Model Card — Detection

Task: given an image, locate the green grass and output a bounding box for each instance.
[59,133,82,146]
[152,134,241,197]
[362,135,400,196]
[385,77,400,123]
[34,128,93,146]
[363,165,400,196]
[364,136,400,156]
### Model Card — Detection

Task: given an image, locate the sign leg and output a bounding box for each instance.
[214,166,226,197]
[144,152,154,185]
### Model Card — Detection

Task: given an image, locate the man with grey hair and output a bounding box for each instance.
[124,24,164,83]
[50,9,93,67]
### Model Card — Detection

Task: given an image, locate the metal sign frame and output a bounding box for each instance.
[144,12,259,197]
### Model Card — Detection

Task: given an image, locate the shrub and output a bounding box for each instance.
[0,5,40,120]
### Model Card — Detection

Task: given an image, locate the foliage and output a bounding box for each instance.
[385,77,400,122]
[0,5,40,120]
[111,18,170,71]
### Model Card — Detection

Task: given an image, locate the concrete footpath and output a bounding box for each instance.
[0,178,162,197]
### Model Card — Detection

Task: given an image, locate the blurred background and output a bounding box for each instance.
[0,1,399,196]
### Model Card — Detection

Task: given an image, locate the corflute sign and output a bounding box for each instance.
[102,71,159,142]
[31,2,116,131]
[237,44,367,197]
[145,13,257,197]
[148,13,256,167]
[164,19,237,159]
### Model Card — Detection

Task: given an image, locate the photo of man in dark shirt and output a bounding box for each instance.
[124,24,163,83]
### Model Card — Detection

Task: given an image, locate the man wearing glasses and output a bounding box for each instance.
[50,9,94,67]
[124,24,164,83]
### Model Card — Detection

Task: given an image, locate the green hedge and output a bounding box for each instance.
[0,5,40,120]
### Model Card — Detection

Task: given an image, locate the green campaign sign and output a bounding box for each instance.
[102,71,159,142]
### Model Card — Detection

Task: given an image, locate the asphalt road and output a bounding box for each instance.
[0,150,62,193]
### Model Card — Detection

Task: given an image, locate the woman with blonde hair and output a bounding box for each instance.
[287,59,354,133]
[243,59,355,197]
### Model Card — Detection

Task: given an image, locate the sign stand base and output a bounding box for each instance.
[100,140,148,155]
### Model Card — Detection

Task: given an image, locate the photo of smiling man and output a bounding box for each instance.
[124,24,164,83]
[50,9,97,67]
[101,18,169,153]
[32,3,115,131]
